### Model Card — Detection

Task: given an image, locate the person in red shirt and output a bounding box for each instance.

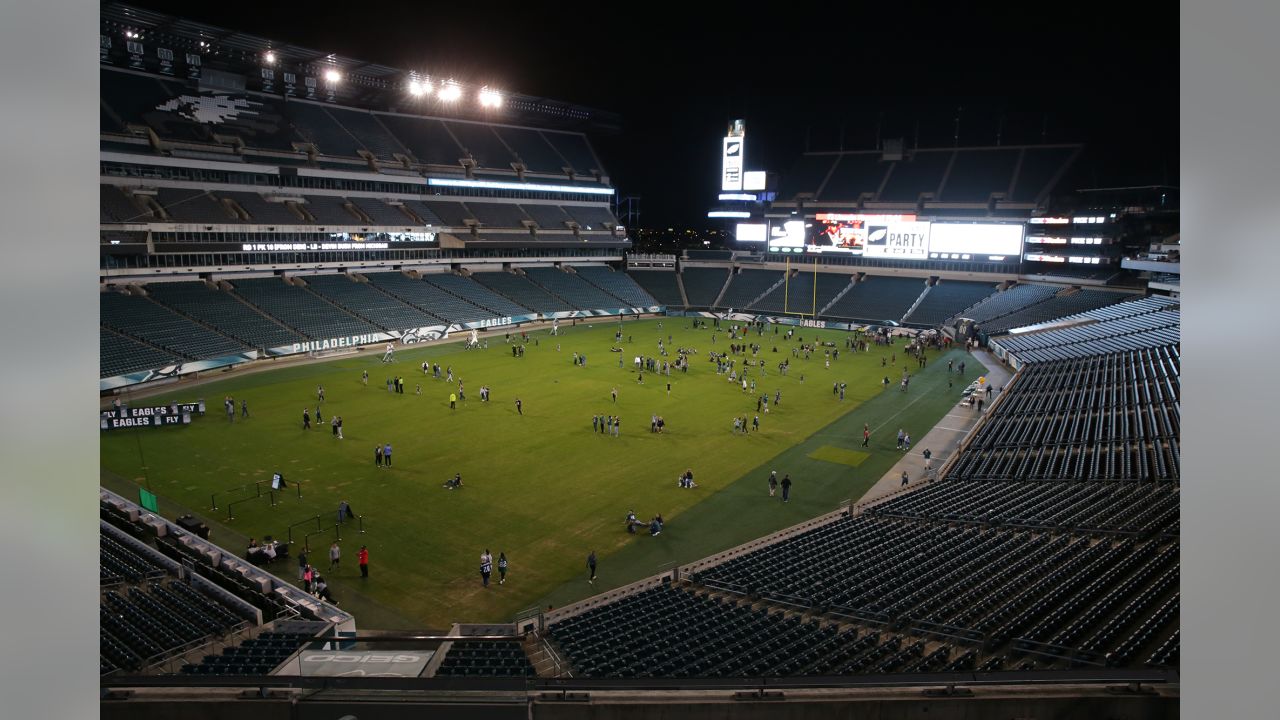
[358,545,369,579]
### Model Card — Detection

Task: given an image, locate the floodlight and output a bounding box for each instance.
[408,79,431,97]
[439,82,462,101]
[264,51,276,64]
[325,69,341,84]
[478,88,503,108]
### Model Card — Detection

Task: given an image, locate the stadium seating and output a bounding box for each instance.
[778,154,837,200]
[345,198,420,226]
[100,68,302,152]
[939,149,1020,202]
[99,526,253,676]
[285,103,365,158]
[493,127,570,174]
[420,201,475,227]
[466,202,531,228]
[435,640,536,677]
[303,274,443,330]
[562,205,617,229]
[520,203,575,230]
[216,192,303,225]
[716,269,785,310]
[144,282,303,350]
[375,115,467,166]
[365,272,501,324]
[155,188,240,224]
[101,291,248,360]
[748,271,853,315]
[572,266,659,307]
[100,328,181,377]
[976,290,1131,335]
[867,481,1180,536]
[902,280,999,326]
[1011,147,1077,203]
[994,309,1181,363]
[422,273,533,316]
[949,283,1061,324]
[879,150,951,202]
[449,123,518,170]
[542,132,600,175]
[524,267,625,309]
[821,275,928,322]
[298,195,361,225]
[101,185,146,223]
[324,106,410,161]
[229,277,383,339]
[626,270,684,307]
[819,154,890,201]
[680,267,730,309]
[948,346,1181,481]
[180,632,316,676]
[471,271,574,313]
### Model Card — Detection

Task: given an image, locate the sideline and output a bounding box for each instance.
[101,314,658,408]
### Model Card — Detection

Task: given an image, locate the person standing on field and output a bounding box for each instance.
[358,545,369,578]
[329,542,340,571]
[498,552,508,584]
[480,550,493,587]
[768,471,778,497]
[587,551,597,584]
[781,474,792,502]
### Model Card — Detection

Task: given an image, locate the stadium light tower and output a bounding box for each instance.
[408,78,432,97]
[439,82,462,102]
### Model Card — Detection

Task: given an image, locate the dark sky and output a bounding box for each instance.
[116,0,1179,227]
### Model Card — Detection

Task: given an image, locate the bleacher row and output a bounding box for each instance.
[100,524,255,675]
[100,268,658,376]
[951,346,1180,481]
[776,146,1076,204]
[102,67,604,177]
[101,184,619,231]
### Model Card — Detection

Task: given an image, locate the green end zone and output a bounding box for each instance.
[806,446,870,467]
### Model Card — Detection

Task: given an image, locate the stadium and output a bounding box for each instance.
[96,3,1180,717]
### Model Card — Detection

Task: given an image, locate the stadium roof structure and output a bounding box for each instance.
[100,2,622,133]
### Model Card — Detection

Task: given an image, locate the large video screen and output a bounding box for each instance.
[928,223,1023,256]
[766,214,1021,261]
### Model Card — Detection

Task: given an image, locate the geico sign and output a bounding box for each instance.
[302,653,423,663]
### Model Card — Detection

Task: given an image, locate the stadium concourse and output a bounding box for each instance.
[96,3,1178,717]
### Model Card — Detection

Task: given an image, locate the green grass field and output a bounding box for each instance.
[101,318,984,629]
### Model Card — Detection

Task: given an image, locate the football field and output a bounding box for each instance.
[101,318,985,629]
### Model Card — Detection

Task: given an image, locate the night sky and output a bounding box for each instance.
[116,0,1179,228]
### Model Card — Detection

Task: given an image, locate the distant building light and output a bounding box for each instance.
[707,211,751,219]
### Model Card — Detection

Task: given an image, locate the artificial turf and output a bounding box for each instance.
[101,317,985,629]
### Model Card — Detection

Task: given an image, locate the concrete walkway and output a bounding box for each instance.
[856,348,1014,507]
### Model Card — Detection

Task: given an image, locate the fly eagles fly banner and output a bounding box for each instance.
[101,401,205,430]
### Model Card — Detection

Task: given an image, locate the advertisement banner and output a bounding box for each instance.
[99,352,258,393]
[722,136,744,191]
[297,649,432,678]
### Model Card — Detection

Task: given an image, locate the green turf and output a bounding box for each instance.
[807,446,872,467]
[101,318,983,629]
